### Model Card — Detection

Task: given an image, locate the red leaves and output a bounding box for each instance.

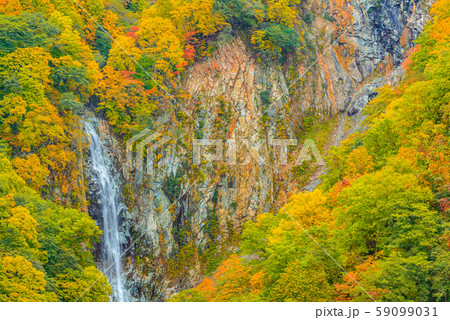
[183,30,198,43]
[211,60,219,70]
[328,178,353,206]
[182,31,198,62]
[438,197,450,218]
[126,26,139,39]
[401,45,421,71]
[184,44,196,61]
[120,70,137,80]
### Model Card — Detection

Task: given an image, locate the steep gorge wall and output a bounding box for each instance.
[294,0,428,116]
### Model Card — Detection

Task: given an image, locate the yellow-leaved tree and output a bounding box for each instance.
[0,255,57,302]
[12,154,50,190]
[267,0,300,27]
[137,16,185,72]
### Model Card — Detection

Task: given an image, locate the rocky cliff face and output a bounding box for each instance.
[290,0,428,118]
[85,0,431,301]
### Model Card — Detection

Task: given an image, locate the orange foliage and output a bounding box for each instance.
[127,26,139,39]
[0,0,22,15]
[96,66,156,134]
[328,178,352,206]
[102,10,124,38]
[429,0,450,42]
[401,46,421,71]
[190,254,263,301]
[12,154,49,190]
[334,256,388,302]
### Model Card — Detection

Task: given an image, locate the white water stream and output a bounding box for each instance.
[85,122,127,302]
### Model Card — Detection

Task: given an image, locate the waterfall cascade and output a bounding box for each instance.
[85,122,127,302]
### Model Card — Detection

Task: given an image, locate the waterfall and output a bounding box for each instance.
[85,122,127,302]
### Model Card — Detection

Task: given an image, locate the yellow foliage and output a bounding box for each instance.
[251,30,278,53]
[0,0,23,15]
[16,101,66,152]
[267,0,300,27]
[269,189,333,248]
[49,11,100,85]
[49,11,84,58]
[8,206,39,244]
[102,10,124,38]
[0,255,57,302]
[280,189,332,229]
[137,16,185,71]
[145,0,225,36]
[344,146,375,178]
[0,95,27,142]
[107,35,142,72]
[12,154,49,190]
[0,47,52,103]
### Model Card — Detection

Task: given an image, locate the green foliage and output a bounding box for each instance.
[205,210,219,240]
[251,22,298,61]
[163,169,183,202]
[0,152,110,301]
[269,260,333,301]
[126,0,151,13]
[214,0,264,30]
[240,213,279,256]
[198,243,221,275]
[1,0,448,304]
[133,55,157,90]
[302,11,314,24]
[334,166,438,256]
[0,13,59,57]
[93,29,111,61]
[215,0,300,60]
[167,242,197,279]
[364,119,400,165]
[323,13,334,22]
[260,90,271,106]
[216,25,234,46]
[51,64,90,93]
[0,8,102,203]
[58,92,83,113]
[262,23,298,53]
[56,266,112,302]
